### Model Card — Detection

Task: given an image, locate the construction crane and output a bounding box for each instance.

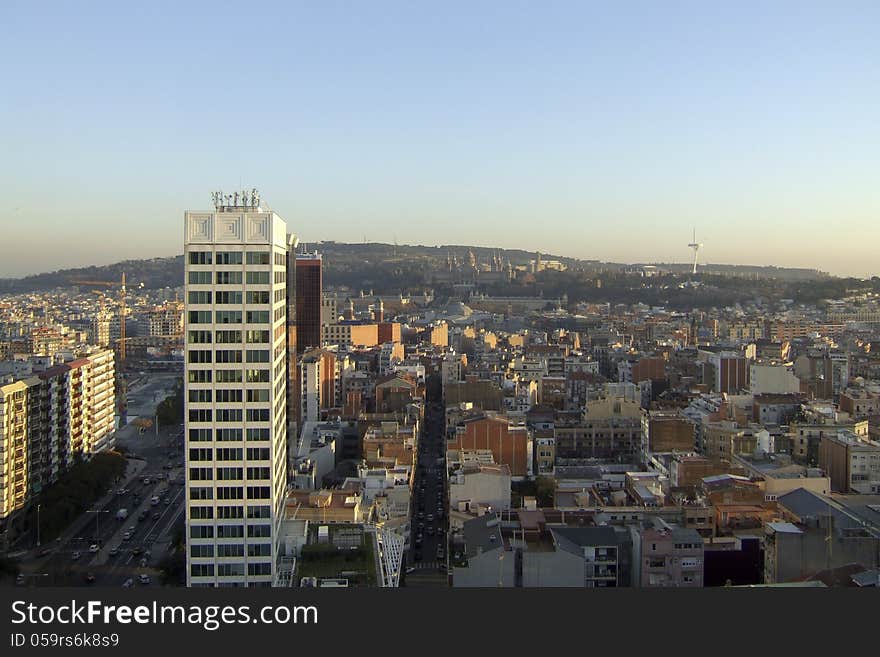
[70,273,144,361]
[70,273,143,426]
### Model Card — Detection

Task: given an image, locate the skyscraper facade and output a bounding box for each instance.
[295,253,322,354]
[184,197,294,587]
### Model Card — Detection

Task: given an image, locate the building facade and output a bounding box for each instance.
[184,199,294,587]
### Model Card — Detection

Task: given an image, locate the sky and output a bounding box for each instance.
[1,1,878,278]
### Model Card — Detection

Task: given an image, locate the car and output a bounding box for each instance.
[122,532,132,541]
[139,557,148,568]
[132,547,143,556]
[405,567,416,574]
[143,477,151,485]
[38,547,52,557]
[108,546,120,556]
[15,574,26,586]
[71,551,81,561]
[163,498,171,506]
[437,549,445,559]
[414,537,422,545]
[426,514,434,522]
[427,527,434,536]
[88,543,100,553]
[151,496,160,506]
[152,512,161,520]
[417,512,424,519]
[122,578,134,589]
[138,574,151,585]
[84,573,96,584]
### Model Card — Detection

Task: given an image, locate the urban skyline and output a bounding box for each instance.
[2,2,879,278]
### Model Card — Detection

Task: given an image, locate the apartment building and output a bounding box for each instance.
[184,197,295,587]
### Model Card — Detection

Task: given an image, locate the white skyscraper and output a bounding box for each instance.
[184,192,294,587]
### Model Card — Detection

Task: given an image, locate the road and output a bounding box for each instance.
[404,400,449,587]
[12,372,185,589]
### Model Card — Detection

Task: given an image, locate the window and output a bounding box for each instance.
[246,271,270,285]
[189,428,212,442]
[247,505,271,519]
[190,564,215,577]
[188,291,212,304]
[216,525,244,539]
[188,270,212,285]
[218,564,245,577]
[190,506,213,520]
[189,467,213,481]
[216,467,243,480]
[216,428,243,441]
[247,291,270,304]
[248,562,272,576]
[216,486,243,500]
[216,252,243,265]
[188,350,212,363]
[247,447,270,461]
[217,506,244,520]
[248,544,271,557]
[216,448,243,461]
[188,370,212,383]
[217,544,244,557]
[246,310,269,324]
[190,527,214,540]
[247,409,270,422]
[246,252,271,265]
[247,428,270,441]
[246,349,270,363]
[188,310,211,324]
[191,545,214,558]
[247,466,270,480]
[189,486,213,500]
[216,389,243,403]
[189,251,212,265]
[247,523,271,536]
[216,291,242,305]
[189,448,212,462]
[245,369,269,383]
[216,271,242,285]
[216,370,243,383]
[216,408,243,423]
[247,389,270,403]
[215,311,242,324]
[189,389,212,403]
[215,330,242,344]
[245,330,270,343]
[189,330,212,344]
[247,486,271,500]
[215,350,243,363]
[189,409,212,422]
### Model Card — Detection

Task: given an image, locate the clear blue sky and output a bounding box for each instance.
[1,1,878,277]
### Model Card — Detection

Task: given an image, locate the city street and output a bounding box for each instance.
[13,372,185,588]
[404,400,449,587]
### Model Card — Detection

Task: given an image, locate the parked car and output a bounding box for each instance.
[84,573,96,584]
[71,551,81,561]
[88,544,100,553]
[122,532,132,541]
[122,578,134,589]
[131,547,143,556]
[108,546,120,556]
[138,574,151,585]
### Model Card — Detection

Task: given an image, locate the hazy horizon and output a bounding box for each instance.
[2,1,878,278]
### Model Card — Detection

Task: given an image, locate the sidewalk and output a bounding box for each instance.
[22,457,148,558]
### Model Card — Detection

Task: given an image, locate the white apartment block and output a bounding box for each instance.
[184,201,294,587]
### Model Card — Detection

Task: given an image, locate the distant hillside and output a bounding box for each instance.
[0,241,835,295]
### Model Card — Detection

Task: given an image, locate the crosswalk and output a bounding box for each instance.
[409,561,445,571]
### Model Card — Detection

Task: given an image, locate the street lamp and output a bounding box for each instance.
[85,509,110,547]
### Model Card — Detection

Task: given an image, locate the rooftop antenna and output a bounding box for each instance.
[688,228,703,275]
